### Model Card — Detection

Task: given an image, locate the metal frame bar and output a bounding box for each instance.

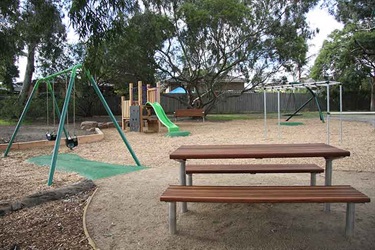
[259,81,342,91]
[48,64,81,185]
[263,90,267,139]
[86,70,141,166]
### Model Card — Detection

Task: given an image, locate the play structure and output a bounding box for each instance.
[257,80,343,140]
[121,81,190,137]
[3,64,141,185]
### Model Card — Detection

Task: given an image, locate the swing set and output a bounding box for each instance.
[3,64,141,186]
[44,74,78,149]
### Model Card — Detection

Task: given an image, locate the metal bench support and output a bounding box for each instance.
[310,173,317,186]
[345,203,355,237]
[169,202,177,234]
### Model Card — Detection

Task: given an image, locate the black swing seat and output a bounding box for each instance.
[46,132,57,141]
[65,136,78,149]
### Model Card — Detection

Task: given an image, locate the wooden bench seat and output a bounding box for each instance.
[160,185,370,236]
[174,109,205,122]
[186,164,324,186]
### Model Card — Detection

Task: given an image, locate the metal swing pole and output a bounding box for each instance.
[263,89,267,139]
[277,89,281,140]
[86,69,141,166]
[3,80,42,157]
[47,64,81,186]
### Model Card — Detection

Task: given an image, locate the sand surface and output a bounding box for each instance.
[78,118,375,250]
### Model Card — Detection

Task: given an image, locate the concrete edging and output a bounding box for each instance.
[0,128,104,151]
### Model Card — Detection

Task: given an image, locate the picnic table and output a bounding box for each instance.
[162,143,370,236]
[169,143,351,212]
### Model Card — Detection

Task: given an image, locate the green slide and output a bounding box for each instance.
[146,102,190,137]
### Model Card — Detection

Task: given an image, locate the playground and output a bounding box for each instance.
[1,115,375,249]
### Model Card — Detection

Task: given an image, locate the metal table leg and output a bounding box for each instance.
[310,173,317,186]
[324,158,333,212]
[179,160,188,213]
[345,203,355,237]
[187,174,192,186]
[169,202,177,234]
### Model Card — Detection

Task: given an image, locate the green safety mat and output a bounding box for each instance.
[279,122,304,126]
[28,154,147,180]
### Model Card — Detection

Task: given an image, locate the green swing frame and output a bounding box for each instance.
[3,64,141,185]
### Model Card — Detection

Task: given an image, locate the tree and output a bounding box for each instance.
[318,0,375,110]
[0,0,20,91]
[68,0,319,112]
[83,11,173,95]
[17,0,67,104]
[146,0,318,111]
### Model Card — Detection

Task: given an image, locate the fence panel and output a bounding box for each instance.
[88,91,370,116]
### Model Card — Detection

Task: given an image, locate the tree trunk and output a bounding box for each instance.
[371,76,375,111]
[19,42,37,105]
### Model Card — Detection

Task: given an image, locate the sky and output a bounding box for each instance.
[305,6,344,67]
[15,5,343,83]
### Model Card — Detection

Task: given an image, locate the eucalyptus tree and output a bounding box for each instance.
[0,0,20,91]
[82,11,173,96]
[17,0,67,104]
[68,0,319,111]
[144,0,318,110]
[316,0,375,110]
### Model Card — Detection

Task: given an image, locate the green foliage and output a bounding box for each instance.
[0,119,16,126]
[312,1,375,110]
[67,0,319,114]
[18,0,67,104]
[69,0,139,43]
[0,96,23,120]
[152,0,318,112]
[84,11,173,94]
[0,1,20,89]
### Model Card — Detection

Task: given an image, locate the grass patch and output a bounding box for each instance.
[0,119,16,126]
[280,122,304,126]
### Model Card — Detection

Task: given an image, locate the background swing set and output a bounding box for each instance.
[3,64,141,186]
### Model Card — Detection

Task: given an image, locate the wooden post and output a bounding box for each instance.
[156,82,161,103]
[146,84,151,102]
[129,83,133,104]
[121,96,125,130]
[138,81,143,132]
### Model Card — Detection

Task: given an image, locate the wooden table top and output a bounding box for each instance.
[169,143,350,160]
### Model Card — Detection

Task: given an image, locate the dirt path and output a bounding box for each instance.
[84,118,375,250]
[1,118,374,249]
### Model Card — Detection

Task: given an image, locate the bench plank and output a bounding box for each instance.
[160,185,370,203]
[174,109,205,121]
[185,164,323,186]
[160,185,370,236]
[186,164,324,174]
[174,109,205,117]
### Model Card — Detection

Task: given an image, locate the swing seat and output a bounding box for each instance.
[65,136,78,149]
[46,132,57,141]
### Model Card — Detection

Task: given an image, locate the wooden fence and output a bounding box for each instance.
[89,92,370,116]
[160,92,325,114]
